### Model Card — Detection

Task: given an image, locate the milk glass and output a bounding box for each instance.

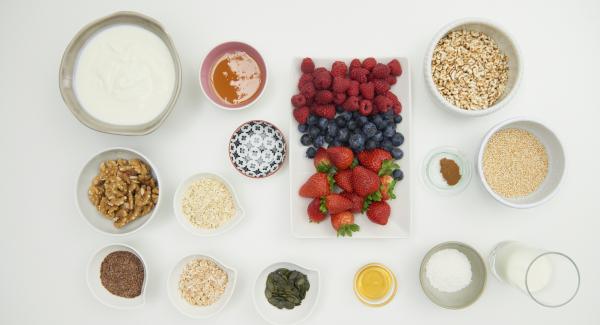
[489,241,580,307]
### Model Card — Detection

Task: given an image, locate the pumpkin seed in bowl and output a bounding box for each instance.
[265,268,310,310]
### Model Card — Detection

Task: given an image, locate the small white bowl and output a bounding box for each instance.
[86,243,147,309]
[76,147,161,236]
[477,117,566,208]
[253,262,320,325]
[173,172,245,236]
[424,18,522,117]
[167,254,237,319]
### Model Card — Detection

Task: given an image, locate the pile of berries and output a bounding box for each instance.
[291,57,404,158]
[298,146,403,237]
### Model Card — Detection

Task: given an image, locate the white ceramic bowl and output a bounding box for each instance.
[167,254,237,319]
[253,262,319,325]
[477,117,566,208]
[424,18,522,117]
[173,172,245,236]
[86,243,147,309]
[76,147,161,236]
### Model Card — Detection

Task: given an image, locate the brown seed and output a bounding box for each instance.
[100,251,144,298]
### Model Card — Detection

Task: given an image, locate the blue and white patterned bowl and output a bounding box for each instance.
[228,120,286,178]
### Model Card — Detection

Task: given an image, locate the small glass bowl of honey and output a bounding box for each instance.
[353,263,397,307]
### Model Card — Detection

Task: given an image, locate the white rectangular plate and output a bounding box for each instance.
[289,57,412,238]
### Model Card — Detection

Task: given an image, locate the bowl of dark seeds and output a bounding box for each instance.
[87,243,147,309]
[253,262,320,325]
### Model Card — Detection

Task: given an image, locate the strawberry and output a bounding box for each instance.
[307,198,326,223]
[299,173,333,198]
[313,148,332,173]
[358,149,392,173]
[366,201,390,225]
[320,194,353,215]
[352,166,381,197]
[292,106,309,124]
[327,147,354,170]
[334,169,353,193]
[340,192,364,213]
[331,211,360,237]
[379,175,397,200]
[378,159,400,176]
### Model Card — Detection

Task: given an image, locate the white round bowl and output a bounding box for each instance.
[173,172,245,236]
[86,243,147,309]
[424,17,522,117]
[253,262,320,325]
[76,147,161,236]
[477,117,565,208]
[167,254,237,319]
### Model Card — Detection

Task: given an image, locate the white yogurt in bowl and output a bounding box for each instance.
[73,24,175,126]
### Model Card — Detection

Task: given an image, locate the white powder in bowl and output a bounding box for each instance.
[425,248,472,293]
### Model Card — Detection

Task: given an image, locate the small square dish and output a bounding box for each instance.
[289,57,411,238]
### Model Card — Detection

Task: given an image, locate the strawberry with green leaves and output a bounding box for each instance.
[331,211,360,237]
[313,148,332,173]
[333,169,353,193]
[327,147,354,170]
[366,201,390,225]
[320,194,353,215]
[307,198,326,223]
[299,173,333,198]
[379,175,397,200]
[358,149,400,176]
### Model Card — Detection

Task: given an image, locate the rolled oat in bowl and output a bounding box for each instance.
[181,177,236,229]
[179,258,229,306]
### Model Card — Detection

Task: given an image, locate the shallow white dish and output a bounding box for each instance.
[173,172,245,236]
[76,147,161,236]
[167,254,237,319]
[289,57,411,238]
[477,117,565,208]
[253,262,320,325]
[86,243,147,309]
[424,17,522,117]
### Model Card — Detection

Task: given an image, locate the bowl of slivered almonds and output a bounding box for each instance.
[424,18,522,117]
[477,117,565,208]
[76,147,161,235]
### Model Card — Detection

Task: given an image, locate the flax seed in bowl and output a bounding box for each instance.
[477,118,565,208]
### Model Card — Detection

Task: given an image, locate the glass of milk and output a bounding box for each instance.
[489,241,580,307]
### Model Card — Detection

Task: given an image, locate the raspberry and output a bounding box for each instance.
[386,75,397,85]
[331,61,348,78]
[362,57,377,71]
[301,57,315,74]
[349,58,361,70]
[313,71,332,90]
[350,68,369,83]
[374,95,392,112]
[387,59,402,76]
[373,79,390,95]
[315,90,334,104]
[343,96,360,112]
[347,80,360,96]
[332,77,351,93]
[293,106,310,124]
[371,63,390,79]
[393,101,402,115]
[313,67,328,75]
[297,73,314,90]
[291,94,306,108]
[385,91,398,103]
[300,82,316,99]
[359,82,375,100]
[333,92,346,105]
[314,104,336,119]
[359,99,373,116]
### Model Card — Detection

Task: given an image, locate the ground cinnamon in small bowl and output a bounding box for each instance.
[100,251,145,298]
[440,158,461,186]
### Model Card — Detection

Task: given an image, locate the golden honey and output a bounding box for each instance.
[354,263,397,306]
[211,51,262,105]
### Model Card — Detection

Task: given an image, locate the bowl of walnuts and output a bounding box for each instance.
[76,147,161,235]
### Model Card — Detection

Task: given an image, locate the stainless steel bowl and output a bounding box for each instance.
[59,11,182,135]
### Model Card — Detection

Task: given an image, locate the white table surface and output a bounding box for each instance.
[1,0,599,324]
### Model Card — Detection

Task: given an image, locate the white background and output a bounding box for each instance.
[1,0,599,324]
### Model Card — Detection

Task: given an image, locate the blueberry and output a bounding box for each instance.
[340,111,352,121]
[348,120,357,130]
[373,115,383,125]
[357,116,368,126]
[318,117,329,130]
[314,135,325,148]
[335,116,346,127]
[325,135,334,144]
[391,132,404,146]
[352,111,360,119]
[353,144,364,153]
[307,115,318,125]
[382,140,393,152]
[337,128,349,142]
[331,140,342,147]
[362,122,377,138]
[306,147,317,158]
[300,134,312,146]
[391,147,404,160]
[383,126,395,138]
[365,139,377,150]
[336,105,344,113]
[394,115,403,124]
[320,128,328,136]
[349,133,365,150]
[384,110,394,118]
[298,124,308,133]
[393,169,404,181]
[327,123,338,137]
[372,131,383,142]
[308,125,320,138]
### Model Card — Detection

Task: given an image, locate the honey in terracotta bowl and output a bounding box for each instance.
[211,51,262,105]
